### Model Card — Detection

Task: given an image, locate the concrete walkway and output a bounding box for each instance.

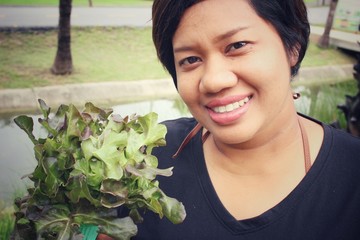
[311,26,360,52]
[0,6,152,28]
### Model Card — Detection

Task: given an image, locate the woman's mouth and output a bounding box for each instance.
[206,95,252,124]
[212,96,251,113]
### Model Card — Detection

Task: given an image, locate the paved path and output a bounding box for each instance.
[307,6,330,25]
[0,6,152,27]
[311,25,360,51]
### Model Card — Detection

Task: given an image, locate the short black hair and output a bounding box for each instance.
[152,0,310,87]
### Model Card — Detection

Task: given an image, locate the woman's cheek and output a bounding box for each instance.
[178,74,199,101]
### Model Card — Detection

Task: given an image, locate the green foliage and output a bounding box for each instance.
[301,43,355,68]
[295,79,358,126]
[11,99,186,239]
[0,202,15,240]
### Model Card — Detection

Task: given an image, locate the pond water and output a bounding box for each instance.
[0,80,356,203]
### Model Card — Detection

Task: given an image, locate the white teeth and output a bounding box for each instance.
[212,97,250,113]
[219,106,226,113]
[239,99,245,107]
[225,104,234,111]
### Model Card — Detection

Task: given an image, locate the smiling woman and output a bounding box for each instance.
[172,0,301,138]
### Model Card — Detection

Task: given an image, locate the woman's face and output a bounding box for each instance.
[172,0,298,145]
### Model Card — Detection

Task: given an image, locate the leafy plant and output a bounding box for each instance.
[11,99,186,240]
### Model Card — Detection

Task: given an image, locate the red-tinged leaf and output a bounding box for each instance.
[38,99,51,119]
[65,174,101,207]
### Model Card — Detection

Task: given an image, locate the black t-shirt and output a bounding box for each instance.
[127,117,360,240]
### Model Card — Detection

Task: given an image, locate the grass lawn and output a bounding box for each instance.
[0,26,356,89]
[0,27,170,89]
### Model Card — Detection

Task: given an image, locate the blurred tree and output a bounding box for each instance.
[317,0,338,48]
[89,0,93,7]
[51,0,73,75]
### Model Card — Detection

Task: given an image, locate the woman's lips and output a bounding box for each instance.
[211,96,251,113]
[206,95,252,124]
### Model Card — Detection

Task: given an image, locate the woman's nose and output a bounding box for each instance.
[199,58,238,94]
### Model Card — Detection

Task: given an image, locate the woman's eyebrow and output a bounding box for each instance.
[213,26,249,43]
[173,45,194,54]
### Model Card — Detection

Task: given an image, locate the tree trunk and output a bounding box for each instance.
[51,0,73,75]
[317,0,338,48]
[89,0,93,7]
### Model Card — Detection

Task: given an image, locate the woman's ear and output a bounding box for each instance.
[289,46,300,67]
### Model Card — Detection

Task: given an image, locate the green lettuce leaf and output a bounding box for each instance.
[12,100,186,239]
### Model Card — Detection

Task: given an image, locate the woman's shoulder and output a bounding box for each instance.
[161,117,198,143]
[301,113,360,148]
[161,117,197,131]
[153,117,198,163]
[326,124,360,150]
[318,123,360,174]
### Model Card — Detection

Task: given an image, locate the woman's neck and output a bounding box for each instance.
[204,114,303,176]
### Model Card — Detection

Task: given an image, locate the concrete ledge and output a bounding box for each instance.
[310,26,360,52]
[293,64,354,86]
[0,88,38,112]
[0,79,178,115]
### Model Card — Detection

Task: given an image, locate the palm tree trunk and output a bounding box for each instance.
[51,0,73,75]
[317,0,338,48]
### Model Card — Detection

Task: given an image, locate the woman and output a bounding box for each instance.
[101,0,360,239]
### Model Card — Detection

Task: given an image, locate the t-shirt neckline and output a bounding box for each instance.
[191,120,332,234]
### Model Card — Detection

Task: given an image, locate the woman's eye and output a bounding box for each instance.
[179,56,201,66]
[226,41,247,53]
